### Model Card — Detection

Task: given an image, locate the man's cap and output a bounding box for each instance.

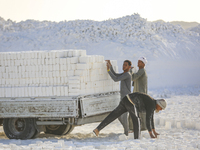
[156,99,167,110]
[138,56,147,65]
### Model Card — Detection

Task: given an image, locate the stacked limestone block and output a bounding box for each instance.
[0,50,119,97]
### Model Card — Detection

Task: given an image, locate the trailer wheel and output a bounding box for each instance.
[31,130,40,139]
[3,118,36,139]
[45,124,71,135]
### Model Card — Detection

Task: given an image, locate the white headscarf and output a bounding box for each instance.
[138,56,147,65]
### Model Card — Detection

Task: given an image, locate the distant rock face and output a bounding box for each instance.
[0,13,200,60]
[170,21,199,30]
[189,24,200,34]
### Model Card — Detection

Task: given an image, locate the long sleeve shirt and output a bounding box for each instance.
[128,92,156,132]
[132,68,147,94]
[108,66,131,99]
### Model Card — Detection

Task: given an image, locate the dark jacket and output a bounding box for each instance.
[127,92,156,132]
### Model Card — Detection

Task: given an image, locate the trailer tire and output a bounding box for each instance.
[3,118,36,139]
[31,130,40,139]
[45,124,71,135]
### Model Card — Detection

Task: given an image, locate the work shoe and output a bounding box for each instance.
[93,129,99,137]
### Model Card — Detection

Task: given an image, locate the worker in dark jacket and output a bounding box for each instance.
[93,92,167,139]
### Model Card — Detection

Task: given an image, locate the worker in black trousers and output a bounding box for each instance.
[93,92,167,139]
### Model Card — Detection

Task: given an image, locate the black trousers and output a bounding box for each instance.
[96,96,141,139]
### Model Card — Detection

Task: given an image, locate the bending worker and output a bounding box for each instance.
[93,92,167,139]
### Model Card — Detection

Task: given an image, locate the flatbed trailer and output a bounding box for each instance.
[0,91,120,139]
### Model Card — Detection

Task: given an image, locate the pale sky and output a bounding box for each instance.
[0,0,200,23]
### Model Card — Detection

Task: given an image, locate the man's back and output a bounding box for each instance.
[129,92,155,112]
[132,68,147,94]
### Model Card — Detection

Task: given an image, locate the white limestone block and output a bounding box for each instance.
[80,89,86,95]
[0,53,4,60]
[91,63,101,69]
[63,50,68,58]
[58,77,62,85]
[65,58,71,64]
[49,77,54,85]
[94,87,100,93]
[79,56,90,63]
[69,88,80,93]
[69,82,80,89]
[59,86,64,96]
[49,51,56,58]
[55,70,60,77]
[48,65,53,71]
[60,77,65,85]
[47,86,52,96]
[68,92,79,96]
[176,121,182,129]
[69,76,80,80]
[74,69,85,76]
[80,76,86,83]
[98,56,104,63]
[5,53,11,60]
[64,77,68,84]
[14,79,19,86]
[55,58,61,64]
[80,50,87,56]
[24,87,28,97]
[60,70,66,77]
[41,87,46,96]
[85,82,92,89]
[90,69,99,76]
[93,81,100,87]
[54,64,60,71]
[165,121,171,129]
[80,83,86,89]
[159,118,165,126]
[76,63,89,70]
[68,70,74,76]
[52,86,57,96]
[52,77,57,84]
[0,88,4,97]
[60,58,67,65]
[17,52,21,60]
[56,86,61,96]
[5,88,10,97]
[70,57,79,64]
[69,80,80,84]
[5,67,9,73]
[10,60,15,66]
[1,79,5,85]
[68,51,73,57]
[90,56,95,63]
[21,87,25,97]
[73,51,80,57]
[41,52,46,59]
[64,86,69,96]
[46,78,50,86]
[195,122,200,130]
